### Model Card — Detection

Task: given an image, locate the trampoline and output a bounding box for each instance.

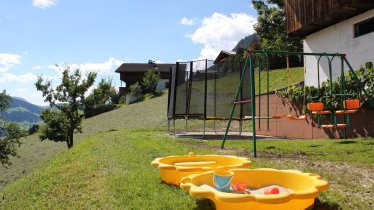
[167,59,252,135]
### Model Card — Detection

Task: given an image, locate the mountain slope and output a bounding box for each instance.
[1,97,43,124]
[232,33,259,51]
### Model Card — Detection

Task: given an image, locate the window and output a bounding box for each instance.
[354,17,374,38]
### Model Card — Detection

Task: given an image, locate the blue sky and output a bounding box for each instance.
[0,0,257,105]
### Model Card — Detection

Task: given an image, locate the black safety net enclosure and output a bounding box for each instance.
[167,59,252,123]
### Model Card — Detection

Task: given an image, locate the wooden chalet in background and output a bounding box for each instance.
[115,61,175,94]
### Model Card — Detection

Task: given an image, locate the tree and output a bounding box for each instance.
[35,66,97,148]
[0,90,11,111]
[252,0,302,52]
[0,90,22,167]
[129,82,142,100]
[109,87,120,104]
[142,69,161,94]
[84,78,116,117]
[28,124,39,135]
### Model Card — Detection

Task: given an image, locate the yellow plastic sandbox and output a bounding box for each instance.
[180,168,328,210]
[151,152,251,185]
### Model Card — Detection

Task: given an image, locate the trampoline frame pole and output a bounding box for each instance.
[172,62,179,136]
[204,59,208,136]
[186,61,193,133]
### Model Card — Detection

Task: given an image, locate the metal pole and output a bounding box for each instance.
[317,56,323,95]
[204,60,208,119]
[340,56,347,139]
[252,50,344,57]
[240,61,244,135]
[343,56,374,109]
[239,61,243,135]
[186,61,193,132]
[266,52,270,130]
[249,52,257,158]
[172,63,179,135]
[327,57,334,126]
[204,59,208,136]
[258,57,261,130]
[214,71,217,133]
[167,67,172,121]
[221,55,251,149]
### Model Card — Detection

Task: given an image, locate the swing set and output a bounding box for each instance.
[221,49,374,158]
[307,54,362,130]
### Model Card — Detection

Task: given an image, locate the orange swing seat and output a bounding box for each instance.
[344,99,360,109]
[308,102,324,111]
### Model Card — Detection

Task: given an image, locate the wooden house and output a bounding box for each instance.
[115,61,175,94]
[285,0,374,86]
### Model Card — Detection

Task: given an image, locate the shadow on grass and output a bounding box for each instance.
[194,198,215,210]
[312,198,343,210]
[308,144,322,148]
[364,141,374,145]
[335,140,356,145]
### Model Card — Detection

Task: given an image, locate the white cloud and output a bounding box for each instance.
[0,72,37,84]
[48,58,123,76]
[0,54,22,73]
[32,0,58,9]
[188,12,257,59]
[45,57,124,91]
[154,60,165,64]
[69,58,124,76]
[180,17,195,26]
[32,65,44,70]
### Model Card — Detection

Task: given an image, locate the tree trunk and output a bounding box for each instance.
[66,130,74,149]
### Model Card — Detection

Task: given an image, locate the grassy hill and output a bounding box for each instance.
[0,82,373,209]
[0,93,169,190]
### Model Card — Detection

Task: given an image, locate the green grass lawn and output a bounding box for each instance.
[0,129,215,209]
[1,89,373,209]
[1,128,373,209]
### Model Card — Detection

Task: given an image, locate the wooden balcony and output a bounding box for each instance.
[285,0,374,38]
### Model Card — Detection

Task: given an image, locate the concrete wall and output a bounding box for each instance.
[255,94,374,139]
[304,9,374,86]
[125,94,141,104]
[156,79,169,91]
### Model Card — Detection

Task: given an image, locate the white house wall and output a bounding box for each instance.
[304,9,374,86]
[156,79,169,91]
